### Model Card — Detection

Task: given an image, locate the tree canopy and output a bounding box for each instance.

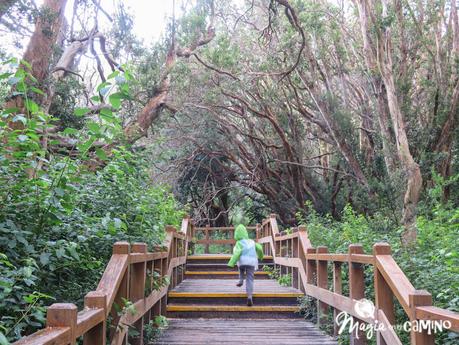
[0,0,458,343]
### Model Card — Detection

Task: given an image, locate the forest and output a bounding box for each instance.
[0,0,458,344]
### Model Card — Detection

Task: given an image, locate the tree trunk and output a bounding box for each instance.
[124,48,175,143]
[434,0,459,199]
[353,0,397,174]
[5,0,68,117]
[23,0,68,86]
[377,0,422,245]
[355,0,422,245]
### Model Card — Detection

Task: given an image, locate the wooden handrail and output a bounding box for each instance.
[257,215,459,345]
[14,216,194,345]
[190,224,257,254]
[416,306,459,332]
[193,226,257,231]
[12,213,458,345]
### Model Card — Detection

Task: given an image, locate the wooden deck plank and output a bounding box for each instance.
[170,279,301,293]
[168,292,303,298]
[187,254,273,260]
[185,271,269,275]
[153,319,338,344]
[167,305,299,312]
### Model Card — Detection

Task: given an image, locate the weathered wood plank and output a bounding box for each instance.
[76,308,104,338]
[184,271,268,276]
[170,279,301,294]
[377,310,403,345]
[415,306,459,332]
[96,253,128,312]
[187,254,273,260]
[166,305,299,312]
[14,328,71,345]
[375,255,415,315]
[154,319,338,345]
[129,252,168,263]
[168,292,303,298]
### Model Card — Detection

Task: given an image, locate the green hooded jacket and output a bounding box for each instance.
[228,224,264,267]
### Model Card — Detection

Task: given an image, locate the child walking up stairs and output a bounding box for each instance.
[154,253,338,344]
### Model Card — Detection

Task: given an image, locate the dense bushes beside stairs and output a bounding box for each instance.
[297,185,459,345]
[0,149,184,342]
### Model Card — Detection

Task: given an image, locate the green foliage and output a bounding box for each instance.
[262,264,279,280]
[205,34,239,69]
[297,189,459,344]
[298,295,317,322]
[143,315,168,343]
[48,77,85,130]
[176,0,211,48]
[262,265,291,286]
[146,270,171,295]
[0,61,183,342]
[297,202,400,254]
[278,273,292,287]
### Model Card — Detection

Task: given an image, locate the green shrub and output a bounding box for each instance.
[297,197,459,345]
[0,62,184,341]
[0,150,184,341]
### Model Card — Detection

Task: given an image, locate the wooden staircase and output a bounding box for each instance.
[154,319,338,345]
[157,254,337,344]
[14,215,459,345]
[166,254,301,319]
[184,254,272,279]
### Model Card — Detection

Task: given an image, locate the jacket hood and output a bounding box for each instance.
[234,224,249,240]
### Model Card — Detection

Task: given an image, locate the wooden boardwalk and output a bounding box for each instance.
[14,216,459,345]
[154,319,338,345]
[170,278,302,294]
[154,254,338,344]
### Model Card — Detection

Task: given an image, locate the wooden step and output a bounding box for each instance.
[184,270,270,279]
[168,292,303,298]
[186,254,273,265]
[154,319,338,344]
[186,263,274,271]
[166,304,301,319]
[187,255,274,260]
[167,305,299,312]
[170,279,301,294]
[167,279,303,316]
[168,291,301,306]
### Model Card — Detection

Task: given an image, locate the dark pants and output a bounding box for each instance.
[238,265,255,298]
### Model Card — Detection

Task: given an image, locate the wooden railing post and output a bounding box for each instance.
[373,243,395,345]
[409,291,435,345]
[298,226,307,293]
[187,217,195,255]
[306,247,317,286]
[166,226,177,287]
[46,303,77,345]
[292,235,299,289]
[349,244,367,345]
[333,261,343,337]
[205,224,210,254]
[269,214,279,236]
[129,243,147,345]
[160,255,168,315]
[110,241,130,342]
[149,258,161,322]
[83,291,107,345]
[317,246,330,328]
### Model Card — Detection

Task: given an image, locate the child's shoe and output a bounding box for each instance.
[247,297,253,306]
